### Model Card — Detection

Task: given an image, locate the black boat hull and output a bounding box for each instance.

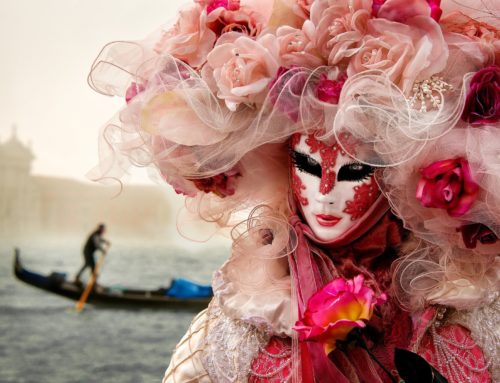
[13,251,211,310]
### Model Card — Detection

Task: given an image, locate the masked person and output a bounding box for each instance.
[88,0,499,381]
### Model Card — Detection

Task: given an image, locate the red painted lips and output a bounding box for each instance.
[315,214,341,227]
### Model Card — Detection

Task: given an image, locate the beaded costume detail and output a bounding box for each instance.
[413,306,494,383]
[249,337,293,382]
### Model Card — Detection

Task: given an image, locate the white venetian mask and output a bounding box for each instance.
[290,133,381,242]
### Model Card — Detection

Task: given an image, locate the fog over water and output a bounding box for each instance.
[1,240,228,383]
[0,1,235,382]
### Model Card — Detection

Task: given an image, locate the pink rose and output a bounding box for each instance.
[189,169,241,197]
[205,2,268,38]
[416,158,479,217]
[293,274,386,354]
[283,0,314,20]
[457,223,498,249]
[441,12,500,63]
[202,34,280,110]
[348,16,447,93]
[155,4,216,68]
[276,23,325,69]
[310,0,372,66]
[461,65,500,125]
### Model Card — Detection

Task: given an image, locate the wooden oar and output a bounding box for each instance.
[75,248,107,313]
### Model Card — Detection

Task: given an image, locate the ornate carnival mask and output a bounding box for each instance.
[290,133,381,241]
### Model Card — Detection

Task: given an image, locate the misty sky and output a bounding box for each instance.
[0,0,185,183]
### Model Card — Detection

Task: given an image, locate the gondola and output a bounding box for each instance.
[13,250,212,310]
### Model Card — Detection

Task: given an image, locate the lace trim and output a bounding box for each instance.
[202,301,270,382]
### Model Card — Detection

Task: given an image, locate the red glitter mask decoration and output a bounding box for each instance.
[290,133,381,241]
[305,134,342,195]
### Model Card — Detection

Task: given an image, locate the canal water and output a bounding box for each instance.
[0,239,228,383]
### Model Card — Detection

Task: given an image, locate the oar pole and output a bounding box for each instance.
[75,248,107,313]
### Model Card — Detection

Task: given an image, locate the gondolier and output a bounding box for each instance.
[75,223,110,284]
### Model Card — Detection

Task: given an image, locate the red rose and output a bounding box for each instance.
[316,73,347,105]
[427,0,442,21]
[190,169,241,198]
[457,223,498,249]
[416,158,479,217]
[461,65,500,125]
[204,0,240,14]
[372,0,442,21]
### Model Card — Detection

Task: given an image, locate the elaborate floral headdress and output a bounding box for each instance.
[89,0,500,309]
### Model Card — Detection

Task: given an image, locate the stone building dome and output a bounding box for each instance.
[0,126,34,166]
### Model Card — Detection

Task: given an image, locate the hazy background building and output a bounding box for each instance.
[0,3,230,382]
[0,129,171,241]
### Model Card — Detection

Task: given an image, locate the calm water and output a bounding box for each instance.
[0,239,228,383]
